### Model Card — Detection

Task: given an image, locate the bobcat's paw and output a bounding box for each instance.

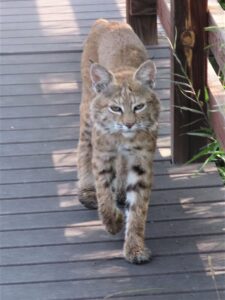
[124,245,152,264]
[78,188,97,209]
[104,208,124,235]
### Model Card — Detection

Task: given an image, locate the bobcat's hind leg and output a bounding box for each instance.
[77,113,97,209]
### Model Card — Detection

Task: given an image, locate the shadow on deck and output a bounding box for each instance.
[0,0,225,299]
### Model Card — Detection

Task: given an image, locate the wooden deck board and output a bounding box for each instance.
[2,273,225,300]
[1,232,224,264]
[2,202,225,231]
[0,47,170,64]
[0,90,170,106]
[0,125,171,144]
[0,81,170,96]
[2,252,225,284]
[0,117,170,130]
[0,59,169,75]
[1,217,225,248]
[1,185,224,214]
[0,0,225,299]
[5,171,223,199]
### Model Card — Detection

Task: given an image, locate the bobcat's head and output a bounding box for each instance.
[90,60,160,137]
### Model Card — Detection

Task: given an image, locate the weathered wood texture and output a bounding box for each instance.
[126,0,157,44]
[208,0,225,77]
[157,0,171,39]
[208,0,225,151]
[158,0,225,153]
[208,61,225,150]
[171,0,208,163]
[0,1,225,300]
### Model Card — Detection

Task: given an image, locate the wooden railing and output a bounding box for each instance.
[127,0,225,163]
[126,0,158,44]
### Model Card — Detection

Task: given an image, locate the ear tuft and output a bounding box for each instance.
[133,60,157,88]
[90,63,114,93]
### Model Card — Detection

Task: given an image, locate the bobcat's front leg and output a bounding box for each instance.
[124,157,153,264]
[92,149,123,235]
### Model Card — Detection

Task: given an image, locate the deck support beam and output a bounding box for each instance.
[171,0,208,163]
[126,0,157,45]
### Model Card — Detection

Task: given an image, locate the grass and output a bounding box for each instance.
[187,130,225,182]
[167,33,225,184]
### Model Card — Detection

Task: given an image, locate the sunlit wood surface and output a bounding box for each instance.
[0,0,225,299]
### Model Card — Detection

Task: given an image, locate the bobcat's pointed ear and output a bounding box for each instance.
[90,63,114,93]
[133,60,156,88]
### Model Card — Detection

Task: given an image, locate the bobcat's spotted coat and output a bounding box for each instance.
[77,19,160,264]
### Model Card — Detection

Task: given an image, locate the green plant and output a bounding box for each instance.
[167,35,225,184]
[218,0,225,10]
[187,129,225,181]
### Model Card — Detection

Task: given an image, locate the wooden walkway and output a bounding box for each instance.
[0,0,225,299]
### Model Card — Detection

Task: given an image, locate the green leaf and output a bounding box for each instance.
[186,145,214,164]
[205,25,225,32]
[204,87,209,102]
[178,89,202,106]
[190,128,215,139]
[204,43,217,50]
[173,73,187,79]
[173,80,192,89]
[198,127,213,134]
[215,154,225,162]
[196,89,201,101]
[186,132,212,138]
[182,89,196,95]
[181,118,204,128]
[175,106,204,115]
[174,27,178,50]
[199,154,215,172]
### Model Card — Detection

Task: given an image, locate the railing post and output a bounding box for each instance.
[126,0,157,45]
[171,0,208,163]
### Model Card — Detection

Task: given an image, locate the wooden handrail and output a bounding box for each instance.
[157,0,171,40]
[207,0,225,149]
[158,0,225,155]
[208,61,225,150]
[127,0,225,161]
[208,0,225,77]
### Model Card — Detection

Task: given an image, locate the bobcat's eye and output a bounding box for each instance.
[109,106,123,113]
[133,103,145,112]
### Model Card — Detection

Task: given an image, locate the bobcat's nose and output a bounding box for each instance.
[124,123,134,129]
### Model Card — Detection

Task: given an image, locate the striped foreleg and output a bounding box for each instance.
[124,164,152,264]
[92,153,124,235]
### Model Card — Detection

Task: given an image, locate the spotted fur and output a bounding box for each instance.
[77,19,160,264]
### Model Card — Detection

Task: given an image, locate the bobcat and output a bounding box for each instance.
[77,19,160,264]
